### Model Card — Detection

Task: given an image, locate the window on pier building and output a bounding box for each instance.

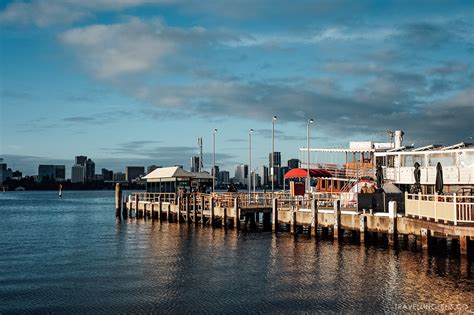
[429,153,455,167]
[387,155,395,168]
[402,154,425,167]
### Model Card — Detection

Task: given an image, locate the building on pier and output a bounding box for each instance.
[144,166,213,193]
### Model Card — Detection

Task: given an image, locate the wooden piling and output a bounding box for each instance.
[210,197,215,226]
[310,199,318,237]
[359,215,367,243]
[158,197,163,223]
[143,203,147,221]
[460,235,468,256]
[135,194,139,219]
[333,199,341,240]
[186,196,190,224]
[167,203,171,222]
[272,198,278,233]
[201,195,205,227]
[290,208,297,235]
[222,207,227,228]
[233,197,240,229]
[421,228,430,250]
[122,194,128,220]
[193,194,198,225]
[388,201,397,247]
[115,183,122,219]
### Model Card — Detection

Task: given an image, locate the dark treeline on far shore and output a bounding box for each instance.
[2,177,145,191]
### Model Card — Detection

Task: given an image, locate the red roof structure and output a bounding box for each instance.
[284,168,332,179]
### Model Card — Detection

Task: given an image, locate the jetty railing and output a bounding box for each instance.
[129,192,177,204]
[405,192,474,225]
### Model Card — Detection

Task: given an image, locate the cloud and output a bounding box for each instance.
[60,18,240,78]
[0,0,173,27]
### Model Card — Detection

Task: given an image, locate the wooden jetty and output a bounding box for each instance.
[115,184,474,258]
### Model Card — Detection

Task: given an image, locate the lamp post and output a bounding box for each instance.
[272,116,277,194]
[307,118,314,192]
[248,128,254,200]
[212,128,217,193]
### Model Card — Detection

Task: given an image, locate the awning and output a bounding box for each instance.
[284,168,333,179]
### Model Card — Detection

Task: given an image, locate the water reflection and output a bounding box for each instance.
[0,191,473,313]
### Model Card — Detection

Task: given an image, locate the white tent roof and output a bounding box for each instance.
[143,166,214,182]
[143,166,194,181]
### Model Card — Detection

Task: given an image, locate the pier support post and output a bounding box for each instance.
[310,198,318,238]
[135,194,140,219]
[122,194,128,220]
[193,194,198,225]
[263,212,271,230]
[333,200,341,240]
[115,183,122,219]
[210,197,215,227]
[460,236,468,256]
[201,195,206,227]
[421,228,430,250]
[143,203,147,221]
[159,197,163,223]
[359,214,367,243]
[272,198,278,233]
[186,196,190,224]
[290,208,297,235]
[167,204,171,222]
[388,201,397,247]
[233,198,240,229]
[222,208,227,228]
[151,203,155,222]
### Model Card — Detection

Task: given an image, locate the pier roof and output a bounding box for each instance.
[284,168,333,179]
[143,166,194,182]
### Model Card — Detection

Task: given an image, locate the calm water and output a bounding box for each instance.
[1,191,473,313]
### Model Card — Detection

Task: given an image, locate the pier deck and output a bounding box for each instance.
[116,189,474,258]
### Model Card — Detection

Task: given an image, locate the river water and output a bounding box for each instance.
[1,191,473,313]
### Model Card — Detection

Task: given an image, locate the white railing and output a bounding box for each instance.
[405,192,474,224]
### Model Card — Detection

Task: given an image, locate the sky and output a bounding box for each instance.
[0,0,473,177]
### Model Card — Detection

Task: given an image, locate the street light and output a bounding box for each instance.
[307,118,314,192]
[212,128,217,193]
[272,116,277,194]
[248,128,254,200]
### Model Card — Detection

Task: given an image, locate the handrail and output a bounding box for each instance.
[405,192,474,224]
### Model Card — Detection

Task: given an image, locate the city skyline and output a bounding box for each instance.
[1,1,473,176]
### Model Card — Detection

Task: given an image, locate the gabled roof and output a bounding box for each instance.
[143,166,194,180]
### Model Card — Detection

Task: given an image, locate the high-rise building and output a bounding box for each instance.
[75,156,87,166]
[71,165,85,183]
[85,159,95,182]
[38,165,65,181]
[259,166,269,187]
[0,162,12,184]
[125,166,145,181]
[147,165,161,174]
[102,168,113,181]
[218,171,230,185]
[38,165,55,181]
[269,152,282,186]
[234,164,248,184]
[54,165,65,181]
[113,172,126,182]
[211,165,219,178]
[190,156,201,172]
[288,158,300,170]
[269,152,282,168]
[280,166,289,188]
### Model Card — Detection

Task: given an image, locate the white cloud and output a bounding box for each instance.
[60,19,175,78]
[0,0,173,27]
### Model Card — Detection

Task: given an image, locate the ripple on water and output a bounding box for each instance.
[0,191,473,313]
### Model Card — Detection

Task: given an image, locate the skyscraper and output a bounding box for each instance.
[102,168,113,181]
[75,156,87,166]
[259,166,269,187]
[85,158,95,182]
[288,158,300,170]
[269,152,282,186]
[191,156,201,172]
[71,165,85,183]
[125,166,145,181]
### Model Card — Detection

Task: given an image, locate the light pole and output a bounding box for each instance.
[272,115,277,193]
[307,118,314,192]
[248,128,254,200]
[212,128,217,193]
